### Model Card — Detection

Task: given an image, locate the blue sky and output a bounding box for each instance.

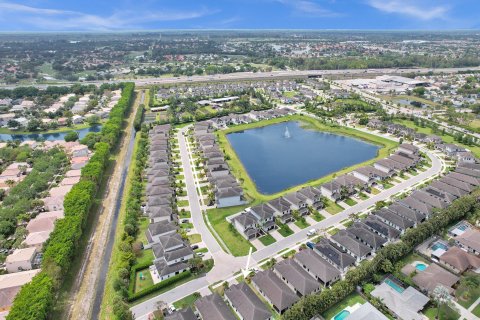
[0,0,478,31]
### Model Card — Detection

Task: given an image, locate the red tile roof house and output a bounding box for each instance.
[70,156,90,170]
[0,270,41,314]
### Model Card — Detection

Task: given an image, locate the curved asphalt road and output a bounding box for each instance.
[131,122,443,319]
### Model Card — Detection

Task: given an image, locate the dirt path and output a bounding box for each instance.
[64,91,142,320]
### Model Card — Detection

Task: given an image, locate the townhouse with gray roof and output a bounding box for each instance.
[194,293,237,320]
[248,204,276,233]
[352,166,388,185]
[145,221,178,245]
[164,307,197,320]
[398,196,434,217]
[252,269,299,314]
[410,190,449,209]
[388,203,426,225]
[364,215,401,241]
[296,186,325,211]
[232,211,260,240]
[273,258,321,297]
[331,230,374,262]
[267,197,294,223]
[293,249,341,287]
[374,207,415,232]
[283,192,309,215]
[347,222,388,251]
[314,239,356,273]
[225,282,272,320]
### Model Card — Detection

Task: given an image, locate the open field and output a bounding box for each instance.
[217,114,398,202]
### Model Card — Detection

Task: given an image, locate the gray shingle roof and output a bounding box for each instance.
[252,269,299,312]
[225,282,271,320]
[294,249,341,284]
[274,259,320,296]
[195,293,237,320]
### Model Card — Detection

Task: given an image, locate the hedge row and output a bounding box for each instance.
[7,83,135,320]
[283,189,480,320]
[127,271,192,302]
[110,128,149,319]
[133,104,145,131]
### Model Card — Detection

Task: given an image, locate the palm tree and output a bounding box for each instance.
[432,285,453,320]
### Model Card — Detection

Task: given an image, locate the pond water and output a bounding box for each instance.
[227,121,380,194]
[0,125,102,142]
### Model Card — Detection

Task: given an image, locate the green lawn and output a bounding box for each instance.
[456,273,480,309]
[325,201,344,215]
[423,304,460,320]
[134,268,153,293]
[472,303,480,317]
[180,222,193,229]
[371,187,381,195]
[187,234,202,244]
[217,114,398,202]
[173,292,200,309]
[321,293,366,320]
[328,228,339,236]
[194,247,208,254]
[382,182,394,189]
[206,205,256,256]
[294,219,310,229]
[259,234,276,246]
[177,199,189,207]
[358,192,369,200]
[179,210,191,218]
[135,249,154,266]
[344,198,358,206]
[312,212,325,222]
[278,224,294,237]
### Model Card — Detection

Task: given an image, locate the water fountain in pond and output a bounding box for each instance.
[284,126,291,139]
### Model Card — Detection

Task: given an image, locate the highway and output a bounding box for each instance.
[2,66,480,89]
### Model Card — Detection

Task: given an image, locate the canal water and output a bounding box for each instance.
[227,121,380,194]
[0,125,102,141]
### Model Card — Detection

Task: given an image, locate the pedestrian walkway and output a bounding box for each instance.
[453,301,478,320]
[468,296,480,312]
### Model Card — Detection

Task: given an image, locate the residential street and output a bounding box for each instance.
[131,120,444,320]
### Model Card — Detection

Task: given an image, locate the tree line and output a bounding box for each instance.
[7,83,135,320]
[283,189,480,320]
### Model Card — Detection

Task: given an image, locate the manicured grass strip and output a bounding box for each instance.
[328,228,339,236]
[206,205,256,256]
[187,234,202,244]
[370,187,381,195]
[312,212,325,222]
[134,268,153,293]
[278,224,294,237]
[424,304,460,320]
[382,182,394,189]
[344,198,357,206]
[177,199,189,207]
[194,247,208,254]
[173,292,201,310]
[258,234,276,246]
[180,222,193,229]
[358,192,368,200]
[179,210,191,218]
[325,201,344,215]
[294,219,310,229]
[473,303,480,317]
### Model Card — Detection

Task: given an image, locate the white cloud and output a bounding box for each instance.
[368,0,449,20]
[0,1,216,30]
[276,0,339,17]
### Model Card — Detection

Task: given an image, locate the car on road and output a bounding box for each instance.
[306,242,315,249]
[306,228,317,236]
[191,245,199,250]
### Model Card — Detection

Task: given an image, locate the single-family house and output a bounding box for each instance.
[225,282,272,320]
[252,270,299,314]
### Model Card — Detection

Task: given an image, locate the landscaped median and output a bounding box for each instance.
[216,114,398,202]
